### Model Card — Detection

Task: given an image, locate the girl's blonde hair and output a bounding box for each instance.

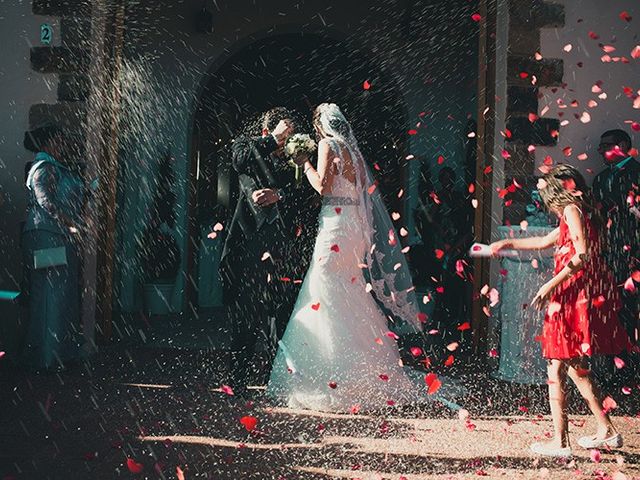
[537,164,599,222]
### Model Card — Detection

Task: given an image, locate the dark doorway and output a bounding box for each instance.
[185,32,410,314]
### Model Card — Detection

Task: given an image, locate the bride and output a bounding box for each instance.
[267,103,457,412]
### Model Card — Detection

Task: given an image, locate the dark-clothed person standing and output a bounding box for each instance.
[21,126,86,371]
[592,129,639,343]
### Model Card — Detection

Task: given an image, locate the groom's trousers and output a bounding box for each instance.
[222,221,301,391]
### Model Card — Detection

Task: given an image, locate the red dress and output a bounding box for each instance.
[541,208,630,359]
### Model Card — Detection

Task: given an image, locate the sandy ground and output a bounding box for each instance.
[1,346,639,480]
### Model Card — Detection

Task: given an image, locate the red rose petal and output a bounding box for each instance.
[602,396,617,413]
[410,347,423,357]
[619,11,632,22]
[176,466,186,480]
[592,295,605,308]
[424,373,442,394]
[624,276,636,292]
[239,415,258,432]
[126,458,144,474]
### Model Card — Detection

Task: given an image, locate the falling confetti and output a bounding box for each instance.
[239,416,258,432]
[126,458,144,474]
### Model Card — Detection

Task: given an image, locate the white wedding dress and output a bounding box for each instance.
[267,128,458,412]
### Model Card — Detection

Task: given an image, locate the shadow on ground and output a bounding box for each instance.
[1,339,639,479]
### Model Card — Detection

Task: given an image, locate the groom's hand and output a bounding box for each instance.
[272,120,293,146]
[252,188,280,207]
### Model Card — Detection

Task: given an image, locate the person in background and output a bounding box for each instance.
[430,167,474,335]
[21,125,87,372]
[591,129,639,394]
[410,164,437,287]
[592,129,639,343]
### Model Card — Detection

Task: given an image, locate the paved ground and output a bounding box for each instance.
[1,345,639,480]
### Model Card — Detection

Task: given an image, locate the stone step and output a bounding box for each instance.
[505,116,560,146]
[507,86,539,115]
[29,102,86,132]
[509,26,540,56]
[502,145,536,178]
[61,16,92,50]
[58,74,90,102]
[33,0,92,17]
[509,0,565,29]
[507,55,563,88]
[30,46,89,74]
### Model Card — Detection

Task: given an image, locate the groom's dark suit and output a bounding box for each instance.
[220,133,315,391]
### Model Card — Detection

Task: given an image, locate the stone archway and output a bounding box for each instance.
[184,31,411,314]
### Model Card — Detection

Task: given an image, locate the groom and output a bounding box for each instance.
[220,107,312,396]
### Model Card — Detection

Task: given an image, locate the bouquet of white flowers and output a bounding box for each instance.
[284,133,317,183]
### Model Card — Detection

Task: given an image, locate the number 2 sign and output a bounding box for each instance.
[40,24,53,45]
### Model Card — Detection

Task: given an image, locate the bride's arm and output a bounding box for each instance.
[302,139,335,195]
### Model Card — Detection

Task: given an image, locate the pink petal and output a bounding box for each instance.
[221,385,234,396]
[602,396,617,412]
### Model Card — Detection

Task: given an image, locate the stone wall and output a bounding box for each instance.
[502,0,565,224]
[29,0,92,147]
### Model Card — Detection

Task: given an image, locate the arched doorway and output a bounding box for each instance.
[184,32,410,314]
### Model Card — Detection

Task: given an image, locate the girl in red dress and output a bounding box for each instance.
[491,164,630,458]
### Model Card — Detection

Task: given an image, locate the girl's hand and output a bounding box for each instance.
[489,239,513,256]
[531,282,554,310]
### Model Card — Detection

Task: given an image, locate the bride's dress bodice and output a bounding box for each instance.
[323,170,358,202]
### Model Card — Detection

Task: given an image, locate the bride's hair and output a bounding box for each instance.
[313,103,352,139]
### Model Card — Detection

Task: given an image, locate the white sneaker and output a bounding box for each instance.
[577,433,623,449]
[530,442,573,458]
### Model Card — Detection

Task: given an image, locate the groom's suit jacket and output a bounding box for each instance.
[221,134,308,265]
